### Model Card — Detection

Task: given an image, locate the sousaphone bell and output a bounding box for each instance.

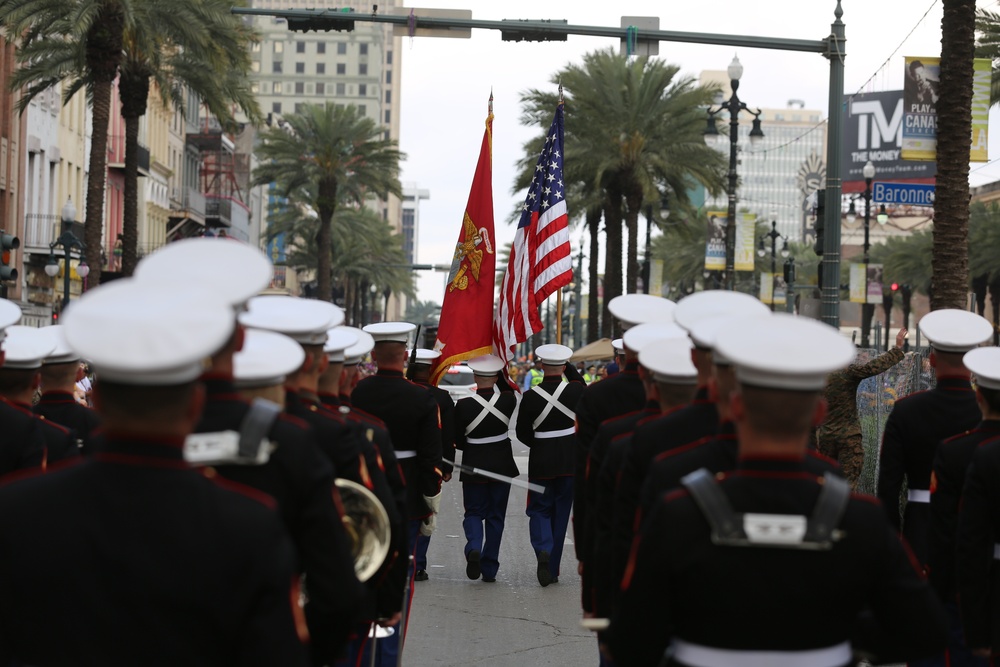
[335,478,391,582]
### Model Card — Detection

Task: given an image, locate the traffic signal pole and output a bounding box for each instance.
[233,2,848,326]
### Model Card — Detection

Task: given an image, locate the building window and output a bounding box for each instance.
[336,63,346,75]
[336,83,345,95]
[272,102,281,113]
[251,82,259,94]
[316,63,325,75]
[360,43,368,55]
[295,62,304,74]
[385,90,391,104]
[357,104,366,116]
[250,61,260,72]
[384,110,391,123]
[359,63,368,76]
[359,84,367,96]
[295,103,304,113]
[386,50,393,64]
[273,61,282,74]
[251,42,261,53]
[273,82,282,94]
[295,82,304,94]
[337,42,347,55]
[316,82,325,95]
[317,42,326,54]
[296,41,305,53]
[385,70,392,84]
[274,41,283,53]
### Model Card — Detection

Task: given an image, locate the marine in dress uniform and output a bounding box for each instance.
[0,279,309,666]
[590,334,699,646]
[516,343,585,586]
[135,238,364,665]
[317,327,410,667]
[957,435,1000,659]
[638,313,842,522]
[817,328,907,487]
[608,314,948,667]
[454,354,518,582]
[0,326,78,465]
[0,301,46,476]
[409,348,456,582]
[33,325,101,455]
[611,292,768,594]
[351,322,444,663]
[878,309,991,571]
[573,295,675,586]
[926,347,1000,667]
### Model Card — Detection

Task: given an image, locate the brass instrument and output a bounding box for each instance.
[335,478,391,582]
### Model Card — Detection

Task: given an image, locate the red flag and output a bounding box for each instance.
[492,103,572,372]
[429,98,497,385]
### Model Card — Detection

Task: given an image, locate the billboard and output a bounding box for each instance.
[704,211,727,271]
[842,90,936,189]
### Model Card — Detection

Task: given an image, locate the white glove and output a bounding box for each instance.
[419,512,437,537]
[423,492,442,515]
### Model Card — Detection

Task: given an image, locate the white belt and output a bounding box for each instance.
[535,426,575,440]
[907,489,930,503]
[396,450,417,460]
[993,543,1000,560]
[466,433,508,445]
[672,640,851,667]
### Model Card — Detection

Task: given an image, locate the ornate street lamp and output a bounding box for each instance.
[46,197,89,314]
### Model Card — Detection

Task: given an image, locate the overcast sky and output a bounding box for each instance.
[397,0,1000,304]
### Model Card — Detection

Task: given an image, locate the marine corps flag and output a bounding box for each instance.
[429,96,497,385]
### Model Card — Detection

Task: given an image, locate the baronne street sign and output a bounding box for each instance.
[871,181,935,207]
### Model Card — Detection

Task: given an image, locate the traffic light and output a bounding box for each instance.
[288,8,355,32]
[812,189,825,256]
[783,258,796,285]
[0,231,19,282]
[890,282,899,292]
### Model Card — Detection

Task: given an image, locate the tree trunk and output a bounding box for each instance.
[586,206,600,343]
[602,188,624,338]
[120,70,149,277]
[624,190,641,294]
[82,6,125,289]
[315,177,338,302]
[933,0,976,310]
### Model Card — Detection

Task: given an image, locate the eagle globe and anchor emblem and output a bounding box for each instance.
[447,212,494,292]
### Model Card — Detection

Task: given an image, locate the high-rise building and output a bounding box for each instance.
[401,184,429,266]
[699,71,827,242]
[248,0,405,317]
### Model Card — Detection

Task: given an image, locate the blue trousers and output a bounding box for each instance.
[414,533,430,570]
[909,600,988,667]
[526,476,574,578]
[462,481,511,579]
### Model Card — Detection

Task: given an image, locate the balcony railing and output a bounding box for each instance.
[23,214,85,254]
[107,134,151,174]
[204,195,232,227]
[170,186,206,218]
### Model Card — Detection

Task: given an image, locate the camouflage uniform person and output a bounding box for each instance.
[817,328,907,487]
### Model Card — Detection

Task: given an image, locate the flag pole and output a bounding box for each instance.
[556,291,563,344]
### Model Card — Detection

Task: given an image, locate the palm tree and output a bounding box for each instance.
[253,103,404,303]
[933,0,977,309]
[405,300,441,326]
[117,0,260,276]
[975,8,1000,105]
[2,0,131,288]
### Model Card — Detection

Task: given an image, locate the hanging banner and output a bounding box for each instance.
[759,272,774,305]
[901,57,940,161]
[972,58,991,162]
[842,90,936,187]
[773,279,787,306]
[734,212,757,272]
[849,264,866,303]
[704,211,727,271]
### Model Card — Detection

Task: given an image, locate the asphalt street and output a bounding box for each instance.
[403,452,596,666]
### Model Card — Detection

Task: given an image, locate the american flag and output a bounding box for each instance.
[493,103,573,370]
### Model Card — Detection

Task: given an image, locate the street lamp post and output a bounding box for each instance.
[845,161,880,347]
[757,219,788,312]
[642,197,669,295]
[704,55,764,291]
[45,198,89,315]
[573,245,584,345]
